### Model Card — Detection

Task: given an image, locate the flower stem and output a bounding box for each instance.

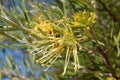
[100,52,119,80]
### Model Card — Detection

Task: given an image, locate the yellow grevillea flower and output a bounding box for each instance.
[31,20,53,36]
[30,11,96,75]
[37,21,52,33]
[72,11,96,27]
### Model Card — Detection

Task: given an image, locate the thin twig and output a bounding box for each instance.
[99,52,119,80]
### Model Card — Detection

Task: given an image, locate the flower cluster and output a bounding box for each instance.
[31,16,53,37]
[30,11,96,75]
[72,11,96,27]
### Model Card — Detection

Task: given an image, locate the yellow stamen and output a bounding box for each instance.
[62,46,70,76]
